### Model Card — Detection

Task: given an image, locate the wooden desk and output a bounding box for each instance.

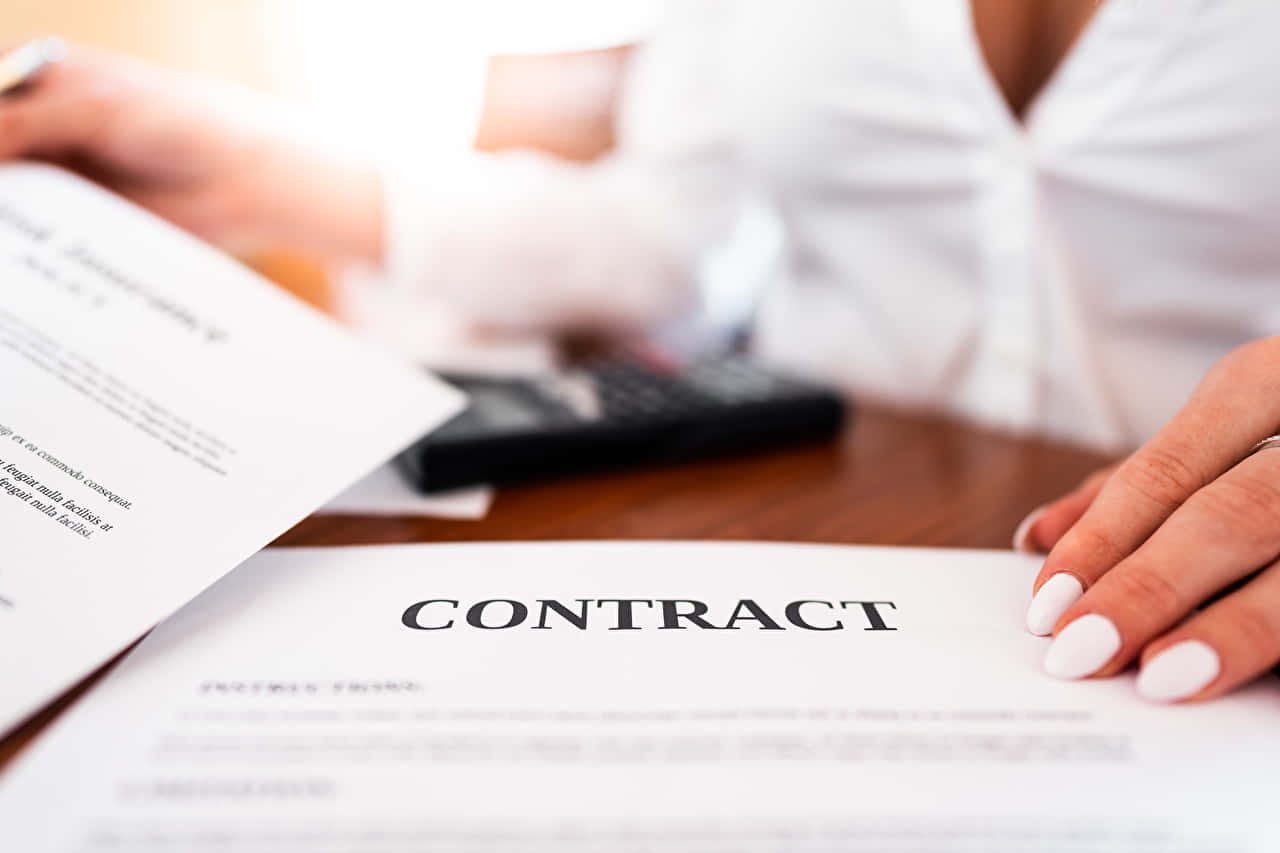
[0,404,1114,772]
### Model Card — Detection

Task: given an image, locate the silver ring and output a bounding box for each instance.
[1247,435,1280,457]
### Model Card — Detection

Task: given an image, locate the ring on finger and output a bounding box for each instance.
[1247,435,1280,457]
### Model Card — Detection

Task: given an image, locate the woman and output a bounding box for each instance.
[1,0,1277,704]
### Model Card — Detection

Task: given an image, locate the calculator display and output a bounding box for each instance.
[459,386,548,430]
[433,374,604,439]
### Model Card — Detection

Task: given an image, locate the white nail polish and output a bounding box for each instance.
[1044,614,1121,680]
[1012,506,1048,554]
[1025,573,1083,636]
[1137,641,1220,703]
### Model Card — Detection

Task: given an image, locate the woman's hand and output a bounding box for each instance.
[1014,337,1280,703]
[0,42,382,261]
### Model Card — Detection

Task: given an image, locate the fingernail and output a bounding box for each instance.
[1044,614,1121,680]
[1012,505,1048,553]
[1136,640,1220,703]
[1026,573,1084,636]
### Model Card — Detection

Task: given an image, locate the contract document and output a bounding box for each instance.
[3,542,1277,852]
[0,165,464,735]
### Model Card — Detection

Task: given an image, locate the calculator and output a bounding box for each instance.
[395,356,848,493]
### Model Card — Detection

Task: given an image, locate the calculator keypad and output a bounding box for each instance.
[585,357,803,425]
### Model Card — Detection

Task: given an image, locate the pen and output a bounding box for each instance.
[0,37,66,96]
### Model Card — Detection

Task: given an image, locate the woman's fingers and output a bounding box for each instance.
[1018,467,1116,635]
[1024,446,1213,635]
[0,44,154,166]
[1041,447,1280,680]
[0,47,109,161]
[1026,339,1280,636]
[0,91,105,159]
[1135,556,1280,702]
[1013,466,1115,554]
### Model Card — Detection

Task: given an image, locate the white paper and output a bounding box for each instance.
[3,542,1278,851]
[317,463,492,518]
[0,165,465,735]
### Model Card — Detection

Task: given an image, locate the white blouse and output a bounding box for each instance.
[383,0,1280,451]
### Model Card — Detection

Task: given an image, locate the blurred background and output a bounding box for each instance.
[2,0,658,320]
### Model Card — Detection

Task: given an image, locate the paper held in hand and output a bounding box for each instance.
[0,164,465,735]
[3,542,1278,851]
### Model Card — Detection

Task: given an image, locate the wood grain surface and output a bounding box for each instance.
[0,404,1116,773]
